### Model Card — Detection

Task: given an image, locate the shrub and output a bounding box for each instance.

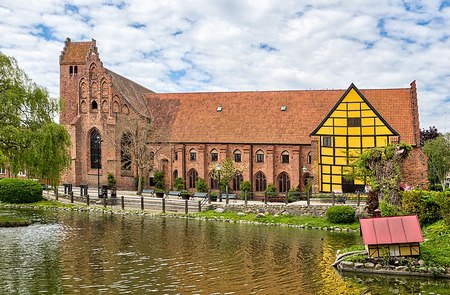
[153,170,165,190]
[174,177,185,191]
[380,199,402,216]
[436,191,450,226]
[107,173,116,187]
[240,181,251,200]
[266,183,277,196]
[326,205,356,224]
[0,178,42,203]
[288,187,300,202]
[195,178,207,193]
[401,190,441,225]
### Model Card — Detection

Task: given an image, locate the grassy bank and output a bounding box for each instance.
[0,215,31,227]
[0,199,79,209]
[192,210,360,230]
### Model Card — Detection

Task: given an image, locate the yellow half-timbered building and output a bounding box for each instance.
[311,84,399,193]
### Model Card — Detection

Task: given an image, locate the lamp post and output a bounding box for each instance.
[97,135,103,198]
[217,163,222,202]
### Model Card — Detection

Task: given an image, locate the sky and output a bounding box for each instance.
[0,0,449,133]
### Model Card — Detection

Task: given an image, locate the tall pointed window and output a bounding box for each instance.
[281,151,289,164]
[188,169,198,189]
[278,172,291,192]
[121,133,131,170]
[234,150,241,162]
[255,171,266,191]
[232,174,243,191]
[211,149,218,162]
[90,130,102,169]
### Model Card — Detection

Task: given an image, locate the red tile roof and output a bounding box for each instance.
[360,215,423,245]
[144,87,416,145]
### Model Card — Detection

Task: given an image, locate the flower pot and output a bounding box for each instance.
[181,193,190,200]
[156,191,165,198]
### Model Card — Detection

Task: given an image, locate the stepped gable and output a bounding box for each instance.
[105,68,153,116]
[144,87,414,145]
[59,37,93,65]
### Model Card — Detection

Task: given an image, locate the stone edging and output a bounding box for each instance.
[335,259,450,279]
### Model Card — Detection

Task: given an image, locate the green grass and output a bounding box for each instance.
[192,210,360,230]
[0,215,31,227]
[0,198,80,209]
[420,220,450,267]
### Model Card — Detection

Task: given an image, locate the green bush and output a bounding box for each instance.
[326,205,356,224]
[107,173,116,187]
[153,170,165,190]
[195,178,207,193]
[288,187,300,202]
[436,191,450,226]
[0,178,43,203]
[380,199,402,216]
[174,177,185,191]
[266,183,277,196]
[401,190,442,225]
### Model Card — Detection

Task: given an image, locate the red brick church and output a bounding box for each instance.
[59,38,427,194]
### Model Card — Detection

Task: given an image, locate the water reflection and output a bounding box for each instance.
[0,208,448,294]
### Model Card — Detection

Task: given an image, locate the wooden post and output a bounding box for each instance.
[264,191,268,204]
[225,186,229,205]
[332,191,335,206]
[307,191,310,206]
[285,191,289,204]
[70,192,74,203]
[198,200,201,212]
[103,195,106,207]
[121,196,125,210]
[141,196,144,211]
[185,199,188,214]
[86,195,90,206]
[357,191,361,206]
[162,198,166,213]
[244,191,248,206]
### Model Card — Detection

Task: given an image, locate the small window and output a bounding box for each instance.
[348,118,361,127]
[217,106,222,112]
[211,149,218,162]
[0,167,5,174]
[307,152,312,164]
[234,150,241,162]
[281,105,287,111]
[174,150,178,161]
[323,137,332,147]
[190,149,197,161]
[281,151,289,164]
[18,171,26,176]
[74,65,78,75]
[92,100,98,110]
[256,150,264,163]
[69,65,73,75]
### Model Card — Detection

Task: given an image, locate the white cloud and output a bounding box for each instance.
[0,0,449,132]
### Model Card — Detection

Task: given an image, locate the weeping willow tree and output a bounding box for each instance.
[0,52,71,190]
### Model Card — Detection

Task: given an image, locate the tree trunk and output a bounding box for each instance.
[137,166,144,195]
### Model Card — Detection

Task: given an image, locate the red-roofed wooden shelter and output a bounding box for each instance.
[360,215,423,258]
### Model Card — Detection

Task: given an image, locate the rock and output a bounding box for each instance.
[256,213,266,218]
[340,261,354,268]
[273,214,279,218]
[364,263,375,269]
[418,267,428,273]
[418,259,425,266]
[375,264,383,270]
[396,266,408,271]
[237,212,246,216]
[214,208,225,213]
[354,263,364,268]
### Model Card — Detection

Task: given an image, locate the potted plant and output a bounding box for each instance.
[209,191,217,202]
[154,170,165,198]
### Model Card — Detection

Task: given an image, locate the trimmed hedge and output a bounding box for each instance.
[326,205,355,224]
[0,178,43,203]
[401,190,443,225]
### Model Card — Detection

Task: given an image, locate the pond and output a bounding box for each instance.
[0,208,448,294]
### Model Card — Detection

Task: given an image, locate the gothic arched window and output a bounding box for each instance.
[90,130,102,169]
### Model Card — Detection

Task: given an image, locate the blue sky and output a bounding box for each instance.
[0,0,449,132]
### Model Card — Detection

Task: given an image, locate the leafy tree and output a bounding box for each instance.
[353,142,412,206]
[210,158,243,202]
[420,126,440,146]
[0,52,70,189]
[423,134,450,191]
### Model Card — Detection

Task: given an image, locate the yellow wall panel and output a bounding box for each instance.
[335,137,347,147]
[334,127,347,135]
[322,184,331,192]
[316,126,333,135]
[360,103,371,110]
[362,137,375,147]
[362,127,374,135]
[332,166,342,174]
[335,157,347,165]
[335,148,347,157]
[323,118,333,126]
[332,175,341,183]
[322,165,330,174]
[332,185,342,192]
[376,136,387,146]
[361,110,375,117]
[348,137,361,147]
[347,103,360,110]
[331,110,346,117]
[321,156,333,164]
[334,118,346,126]
[362,118,374,126]
[348,127,361,135]
[355,179,364,185]
[375,118,383,125]
[322,174,331,183]
[376,126,393,135]
[321,147,333,156]
[348,111,360,118]
[342,89,362,102]
[336,104,346,110]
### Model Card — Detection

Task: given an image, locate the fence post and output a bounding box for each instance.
[86,194,90,206]
[185,199,188,214]
[70,192,74,203]
[244,191,248,206]
[55,189,58,201]
[307,191,310,206]
[332,191,335,206]
[103,195,107,208]
[121,196,125,210]
[141,196,144,211]
[198,200,201,212]
[264,191,268,204]
[285,191,289,205]
[357,191,361,206]
[162,198,166,213]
